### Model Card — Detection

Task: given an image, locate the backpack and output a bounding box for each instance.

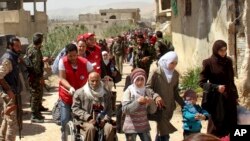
[52,99,61,125]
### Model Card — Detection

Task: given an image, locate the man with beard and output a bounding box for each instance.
[0,37,22,141]
[51,36,87,74]
[133,34,155,77]
[112,35,125,74]
[72,72,116,141]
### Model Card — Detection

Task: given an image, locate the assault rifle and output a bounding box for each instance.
[16,94,23,140]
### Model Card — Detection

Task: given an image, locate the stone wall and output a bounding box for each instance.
[0,9,48,38]
[79,14,102,22]
[171,0,229,72]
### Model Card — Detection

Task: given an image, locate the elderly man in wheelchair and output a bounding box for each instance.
[70,72,116,141]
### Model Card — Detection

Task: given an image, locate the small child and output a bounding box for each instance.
[122,68,158,141]
[182,89,209,139]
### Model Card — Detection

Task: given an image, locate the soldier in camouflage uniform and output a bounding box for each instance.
[112,35,126,74]
[132,34,155,77]
[26,33,47,123]
[0,37,22,141]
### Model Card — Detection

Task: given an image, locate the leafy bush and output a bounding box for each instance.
[42,25,87,57]
[180,67,202,93]
[102,23,138,38]
[163,34,172,43]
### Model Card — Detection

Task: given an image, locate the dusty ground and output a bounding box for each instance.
[16,63,207,141]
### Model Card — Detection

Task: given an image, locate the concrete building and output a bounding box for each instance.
[99,8,140,22]
[78,8,140,37]
[0,0,48,38]
[154,0,171,23]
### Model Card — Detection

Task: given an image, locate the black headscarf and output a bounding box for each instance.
[211,40,228,66]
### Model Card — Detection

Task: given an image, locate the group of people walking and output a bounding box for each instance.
[119,37,238,141]
[0,28,239,141]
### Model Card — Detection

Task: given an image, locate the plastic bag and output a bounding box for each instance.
[52,99,61,125]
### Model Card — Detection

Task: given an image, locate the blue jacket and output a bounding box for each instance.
[182,102,209,132]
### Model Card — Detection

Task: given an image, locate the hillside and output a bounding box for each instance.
[47,2,154,20]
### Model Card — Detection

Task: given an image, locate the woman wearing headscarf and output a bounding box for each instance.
[122,68,158,141]
[146,51,184,141]
[100,51,118,113]
[199,40,238,138]
[100,51,116,81]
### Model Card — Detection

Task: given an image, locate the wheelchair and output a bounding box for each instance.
[64,118,118,141]
[64,120,84,141]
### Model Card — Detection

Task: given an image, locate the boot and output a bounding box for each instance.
[31,114,44,123]
[38,113,45,119]
[39,105,49,112]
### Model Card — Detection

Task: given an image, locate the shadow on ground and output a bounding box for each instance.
[21,123,46,136]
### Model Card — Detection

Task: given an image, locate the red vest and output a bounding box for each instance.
[86,45,102,74]
[59,56,88,105]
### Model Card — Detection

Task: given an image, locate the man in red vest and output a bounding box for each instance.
[84,33,102,74]
[58,43,93,141]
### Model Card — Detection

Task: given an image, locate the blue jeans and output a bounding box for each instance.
[60,100,72,141]
[155,134,169,141]
[125,132,151,141]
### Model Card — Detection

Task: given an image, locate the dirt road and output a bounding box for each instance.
[18,63,207,141]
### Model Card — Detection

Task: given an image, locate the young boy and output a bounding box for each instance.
[122,68,158,141]
[182,89,210,139]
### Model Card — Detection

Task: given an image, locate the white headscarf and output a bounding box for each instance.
[102,51,109,65]
[132,75,146,97]
[158,51,178,83]
[124,75,146,102]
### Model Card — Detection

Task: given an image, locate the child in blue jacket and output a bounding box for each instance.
[182,89,209,139]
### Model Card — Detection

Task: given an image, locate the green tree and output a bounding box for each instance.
[102,23,138,38]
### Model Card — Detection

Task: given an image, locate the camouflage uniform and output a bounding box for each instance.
[132,43,155,76]
[26,44,44,121]
[154,38,174,61]
[0,49,22,141]
[112,41,125,74]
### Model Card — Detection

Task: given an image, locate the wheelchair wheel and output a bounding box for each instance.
[65,121,76,141]
[75,131,84,141]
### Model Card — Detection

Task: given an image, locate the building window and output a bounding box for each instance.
[185,0,192,16]
[101,13,106,16]
[161,0,171,11]
[109,15,116,19]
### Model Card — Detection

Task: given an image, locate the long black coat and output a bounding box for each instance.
[199,56,238,137]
